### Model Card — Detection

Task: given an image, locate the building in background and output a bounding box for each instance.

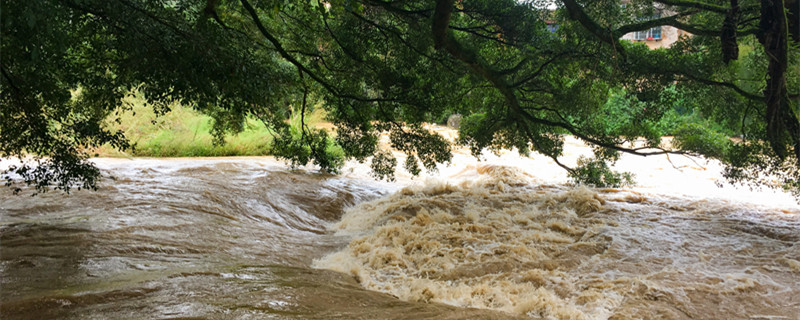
[544,10,687,49]
[618,2,689,49]
[620,23,689,49]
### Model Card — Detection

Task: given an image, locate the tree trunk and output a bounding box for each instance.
[787,0,799,42]
[758,0,800,161]
[721,0,739,63]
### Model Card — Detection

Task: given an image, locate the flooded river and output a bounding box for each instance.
[1,142,799,319]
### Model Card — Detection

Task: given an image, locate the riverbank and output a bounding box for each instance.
[87,131,798,208]
[92,95,273,157]
[92,93,324,158]
[84,95,797,206]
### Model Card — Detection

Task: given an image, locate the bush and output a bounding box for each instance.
[569,156,634,188]
[672,122,732,159]
[95,93,274,157]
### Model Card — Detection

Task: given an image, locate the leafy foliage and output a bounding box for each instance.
[569,156,635,188]
[96,93,275,157]
[2,0,799,196]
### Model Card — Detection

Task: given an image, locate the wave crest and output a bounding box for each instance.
[315,166,614,319]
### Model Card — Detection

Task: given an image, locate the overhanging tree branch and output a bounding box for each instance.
[1,65,22,94]
[615,10,699,35]
[349,11,459,73]
[654,0,729,13]
[511,51,577,88]
[674,74,764,101]
[562,0,626,55]
[431,0,685,158]
[239,0,398,104]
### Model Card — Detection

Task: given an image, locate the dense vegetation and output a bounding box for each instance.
[93,91,330,157]
[93,92,271,157]
[1,0,798,195]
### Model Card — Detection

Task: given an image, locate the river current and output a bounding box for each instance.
[1,140,799,319]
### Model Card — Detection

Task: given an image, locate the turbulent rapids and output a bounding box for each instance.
[316,166,613,318]
[315,165,800,319]
[1,148,799,319]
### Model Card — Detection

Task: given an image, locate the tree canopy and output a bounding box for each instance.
[1,0,798,195]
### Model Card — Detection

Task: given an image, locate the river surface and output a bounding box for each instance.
[1,141,799,319]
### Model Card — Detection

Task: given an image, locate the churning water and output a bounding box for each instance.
[1,139,799,319]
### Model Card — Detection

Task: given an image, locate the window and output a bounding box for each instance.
[633,26,662,40]
[632,13,662,40]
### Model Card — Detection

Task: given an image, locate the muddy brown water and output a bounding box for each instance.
[1,158,798,319]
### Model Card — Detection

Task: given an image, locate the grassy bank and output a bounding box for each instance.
[95,95,276,157]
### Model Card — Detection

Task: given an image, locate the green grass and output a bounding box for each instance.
[95,94,275,157]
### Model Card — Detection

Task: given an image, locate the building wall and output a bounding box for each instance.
[621,25,687,49]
